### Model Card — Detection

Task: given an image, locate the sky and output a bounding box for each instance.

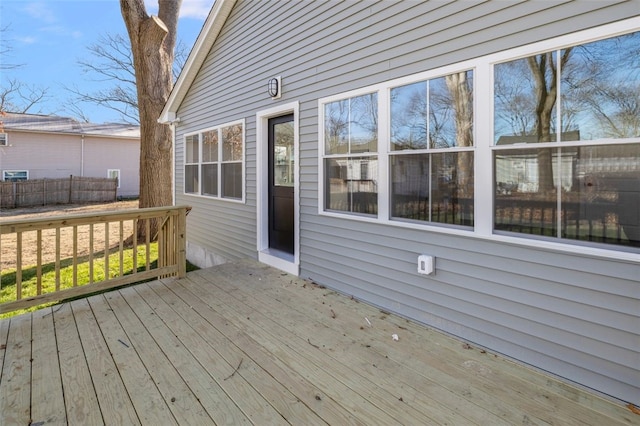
[0,0,214,123]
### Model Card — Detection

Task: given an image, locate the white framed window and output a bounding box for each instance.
[3,170,28,182]
[389,70,475,227]
[319,63,476,230]
[107,169,120,188]
[491,26,640,250]
[0,133,7,146]
[319,17,640,256]
[184,119,245,202]
[323,92,379,216]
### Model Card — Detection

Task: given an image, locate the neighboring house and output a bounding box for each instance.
[160,1,639,405]
[0,113,140,198]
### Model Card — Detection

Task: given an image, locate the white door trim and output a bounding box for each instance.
[256,101,300,275]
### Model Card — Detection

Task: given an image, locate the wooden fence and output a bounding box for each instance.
[0,205,189,315]
[0,176,118,209]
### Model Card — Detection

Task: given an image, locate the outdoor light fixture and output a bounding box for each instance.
[268,76,281,99]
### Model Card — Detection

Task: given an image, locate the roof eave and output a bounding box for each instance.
[159,0,237,124]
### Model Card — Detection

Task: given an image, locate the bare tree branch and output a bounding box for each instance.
[67,31,188,124]
[0,78,51,114]
[0,25,24,70]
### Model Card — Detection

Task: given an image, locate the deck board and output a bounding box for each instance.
[54,302,103,424]
[70,298,140,425]
[31,308,66,425]
[1,259,638,426]
[1,313,31,425]
[87,293,177,425]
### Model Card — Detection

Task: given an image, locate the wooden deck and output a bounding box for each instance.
[1,259,638,425]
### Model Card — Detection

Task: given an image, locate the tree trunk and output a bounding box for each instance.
[120,0,181,238]
[527,49,572,193]
[445,72,474,198]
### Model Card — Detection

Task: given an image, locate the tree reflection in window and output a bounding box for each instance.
[324,93,378,214]
[389,70,474,227]
[494,31,640,247]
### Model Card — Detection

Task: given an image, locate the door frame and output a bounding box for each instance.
[256,101,300,275]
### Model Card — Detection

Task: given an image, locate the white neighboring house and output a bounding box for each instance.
[0,113,140,198]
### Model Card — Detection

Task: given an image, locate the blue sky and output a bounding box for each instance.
[1,0,213,123]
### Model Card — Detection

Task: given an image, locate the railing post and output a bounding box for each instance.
[177,207,187,278]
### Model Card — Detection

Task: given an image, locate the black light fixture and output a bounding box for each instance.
[268,76,281,99]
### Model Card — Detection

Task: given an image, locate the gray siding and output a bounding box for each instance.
[174,0,639,403]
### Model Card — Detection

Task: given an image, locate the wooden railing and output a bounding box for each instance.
[0,206,189,314]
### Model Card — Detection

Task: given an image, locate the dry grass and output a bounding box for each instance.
[1,201,139,270]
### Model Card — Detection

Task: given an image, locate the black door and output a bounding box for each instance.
[268,115,295,254]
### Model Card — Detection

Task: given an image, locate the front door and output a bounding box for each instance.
[268,114,295,254]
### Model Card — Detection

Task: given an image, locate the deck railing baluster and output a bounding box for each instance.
[36,230,42,295]
[73,225,78,287]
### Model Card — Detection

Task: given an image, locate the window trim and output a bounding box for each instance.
[318,16,640,261]
[183,119,246,204]
[0,133,7,146]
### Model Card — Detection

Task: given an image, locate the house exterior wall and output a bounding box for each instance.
[173,0,639,403]
[83,136,140,198]
[0,130,140,198]
[0,131,81,178]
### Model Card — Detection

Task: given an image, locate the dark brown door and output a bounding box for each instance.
[268,115,294,254]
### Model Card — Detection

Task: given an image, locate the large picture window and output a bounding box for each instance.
[184,120,244,201]
[494,30,640,248]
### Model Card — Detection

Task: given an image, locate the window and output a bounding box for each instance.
[493,30,640,248]
[0,133,7,146]
[320,69,475,228]
[390,71,474,226]
[184,120,244,201]
[107,169,120,188]
[324,93,378,215]
[3,170,28,182]
[319,18,640,255]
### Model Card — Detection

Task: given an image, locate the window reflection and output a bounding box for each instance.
[223,124,243,162]
[274,121,295,187]
[494,145,639,246]
[325,93,378,154]
[202,130,218,163]
[325,157,378,215]
[389,70,474,227]
[495,31,640,144]
[184,122,244,200]
[391,71,474,150]
[493,30,640,248]
[391,152,473,226]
